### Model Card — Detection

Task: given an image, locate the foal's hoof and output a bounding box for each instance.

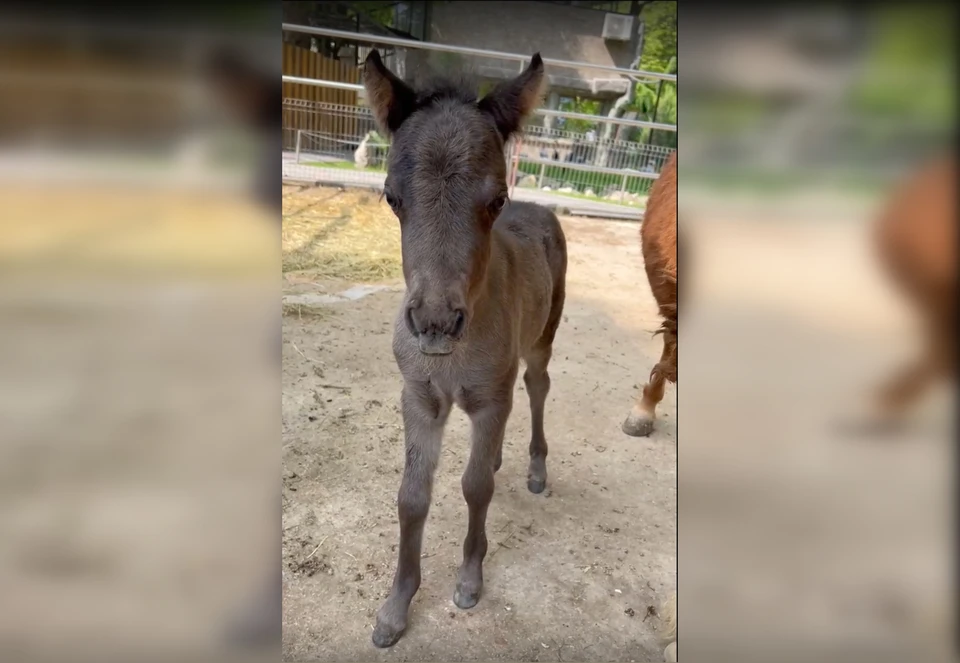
[527,477,547,494]
[372,604,407,649]
[371,620,405,649]
[622,413,655,437]
[664,641,677,662]
[453,585,481,610]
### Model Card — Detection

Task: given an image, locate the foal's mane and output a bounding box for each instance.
[410,72,482,111]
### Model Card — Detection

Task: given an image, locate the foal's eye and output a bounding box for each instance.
[384,191,401,212]
[488,195,507,216]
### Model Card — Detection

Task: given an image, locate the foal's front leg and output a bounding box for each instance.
[454,389,513,609]
[372,381,449,648]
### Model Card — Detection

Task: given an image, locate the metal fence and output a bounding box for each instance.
[283,99,672,209]
[281,23,676,215]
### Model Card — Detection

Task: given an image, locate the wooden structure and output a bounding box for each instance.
[282,43,363,151]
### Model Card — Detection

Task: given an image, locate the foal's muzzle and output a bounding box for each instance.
[406,303,466,356]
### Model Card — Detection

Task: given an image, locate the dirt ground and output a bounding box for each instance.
[281,192,677,661]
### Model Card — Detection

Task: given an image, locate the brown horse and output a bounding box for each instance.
[865,151,955,426]
[623,151,678,437]
[362,50,567,648]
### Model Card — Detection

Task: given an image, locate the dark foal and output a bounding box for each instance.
[362,50,567,648]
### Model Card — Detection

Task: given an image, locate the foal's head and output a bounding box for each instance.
[363,50,545,355]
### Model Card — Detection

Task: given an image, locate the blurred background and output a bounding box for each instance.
[680,3,955,662]
[0,4,279,661]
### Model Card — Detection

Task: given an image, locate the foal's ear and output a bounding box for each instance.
[478,53,546,140]
[363,50,418,136]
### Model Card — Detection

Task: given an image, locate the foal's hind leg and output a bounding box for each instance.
[523,343,553,493]
[373,381,450,648]
[455,380,514,610]
[623,328,677,437]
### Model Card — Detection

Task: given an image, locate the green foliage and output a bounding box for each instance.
[849,5,954,126]
[558,97,603,133]
[638,1,677,74]
[625,2,678,146]
[367,131,389,146]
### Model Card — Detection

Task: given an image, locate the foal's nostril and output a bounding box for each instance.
[451,309,466,338]
[405,306,420,336]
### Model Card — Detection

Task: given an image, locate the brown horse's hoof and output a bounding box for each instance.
[833,397,907,439]
[622,413,655,437]
[664,641,677,661]
[527,477,546,494]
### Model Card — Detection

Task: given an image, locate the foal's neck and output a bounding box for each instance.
[473,228,512,311]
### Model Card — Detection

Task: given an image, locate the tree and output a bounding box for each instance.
[559,97,603,133]
[596,0,677,164]
[629,3,677,147]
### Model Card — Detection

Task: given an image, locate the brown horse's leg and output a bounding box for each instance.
[623,328,677,437]
[872,320,949,422]
[454,385,514,610]
[875,355,937,415]
[523,344,553,493]
[372,381,449,648]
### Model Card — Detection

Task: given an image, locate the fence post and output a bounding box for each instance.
[295,130,302,164]
[508,137,522,198]
[537,161,546,189]
[619,172,628,204]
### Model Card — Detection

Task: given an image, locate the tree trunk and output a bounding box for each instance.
[595,14,646,167]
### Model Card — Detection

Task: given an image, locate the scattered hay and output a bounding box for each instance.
[0,185,275,278]
[282,186,402,283]
[281,302,331,320]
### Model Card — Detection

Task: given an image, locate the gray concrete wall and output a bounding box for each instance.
[424,1,636,99]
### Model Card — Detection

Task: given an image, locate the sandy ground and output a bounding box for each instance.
[281,215,677,662]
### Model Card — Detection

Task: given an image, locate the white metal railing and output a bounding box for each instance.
[281,24,677,83]
[287,126,661,210]
[281,76,677,132]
